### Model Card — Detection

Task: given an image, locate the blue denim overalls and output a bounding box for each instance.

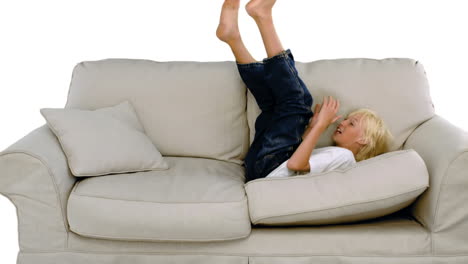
[237,49,314,182]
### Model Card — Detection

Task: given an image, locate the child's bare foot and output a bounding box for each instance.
[246,0,277,20]
[216,0,241,44]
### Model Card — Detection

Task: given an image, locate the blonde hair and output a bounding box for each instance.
[347,108,394,162]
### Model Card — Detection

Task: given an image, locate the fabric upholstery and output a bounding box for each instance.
[403,114,468,254]
[66,213,429,255]
[40,100,169,177]
[67,156,250,241]
[65,59,249,166]
[0,125,74,250]
[245,149,429,225]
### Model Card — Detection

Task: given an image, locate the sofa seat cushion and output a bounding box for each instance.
[245,149,429,226]
[67,156,250,242]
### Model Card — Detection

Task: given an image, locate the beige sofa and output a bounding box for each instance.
[1,56,467,264]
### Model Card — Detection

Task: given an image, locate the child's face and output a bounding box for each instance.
[331,114,367,152]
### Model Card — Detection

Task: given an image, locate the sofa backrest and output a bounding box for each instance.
[65,59,249,166]
[246,58,436,151]
[65,57,435,166]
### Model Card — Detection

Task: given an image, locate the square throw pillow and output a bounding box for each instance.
[40,100,169,177]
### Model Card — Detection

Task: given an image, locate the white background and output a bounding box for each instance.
[1,0,467,262]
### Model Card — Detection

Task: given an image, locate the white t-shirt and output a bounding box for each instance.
[265,146,356,178]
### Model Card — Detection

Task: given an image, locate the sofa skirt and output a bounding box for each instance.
[18,251,468,264]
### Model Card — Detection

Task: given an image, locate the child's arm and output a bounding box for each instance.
[287,122,327,172]
[289,96,341,172]
[301,124,313,141]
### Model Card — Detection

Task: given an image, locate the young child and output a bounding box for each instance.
[216,0,393,182]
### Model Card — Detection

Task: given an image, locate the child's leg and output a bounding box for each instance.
[217,0,278,182]
[246,0,313,116]
[216,0,275,114]
[216,0,256,64]
[246,0,284,59]
[244,0,315,181]
[263,49,314,115]
[253,52,315,180]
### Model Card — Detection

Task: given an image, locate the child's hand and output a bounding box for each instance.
[316,96,342,130]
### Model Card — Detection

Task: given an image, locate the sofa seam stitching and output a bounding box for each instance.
[68,226,250,242]
[70,192,248,204]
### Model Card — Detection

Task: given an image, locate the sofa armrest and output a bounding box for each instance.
[403,114,468,254]
[0,124,76,251]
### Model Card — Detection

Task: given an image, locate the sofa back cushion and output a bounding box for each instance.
[65,59,249,165]
[245,149,429,226]
[246,58,435,151]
